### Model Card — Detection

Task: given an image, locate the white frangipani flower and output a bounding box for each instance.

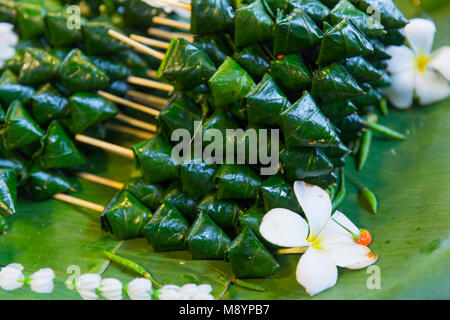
[158,284,182,300]
[99,278,123,300]
[75,273,101,300]
[28,268,55,294]
[0,23,18,68]
[385,18,450,109]
[127,278,152,300]
[157,283,214,300]
[0,263,25,291]
[259,181,378,296]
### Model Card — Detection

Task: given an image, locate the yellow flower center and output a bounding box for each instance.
[308,235,323,250]
[415,53,432,74]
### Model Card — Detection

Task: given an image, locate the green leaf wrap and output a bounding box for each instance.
[89,56,131,81]
[0,144,25,173]
[238,208,265,239]
[133,136,178,184]
[351,0,408,29]
[343,56,383,82]
[0,83,35,106]
[273,8,322,55]
[0,69,18,85]
[157,38,217,91]
[197,193,243,229]
[31,83,69,125]
[213,164,262,200]
[81,19,129,55]
[233,44,270,80]
[122,177,165,211]
[16,2,45,39]
[58,49,109,93]
[289,0,330,24]
[101,191,153,240]
[379,28,405,46]
[186,210,231,259]
[246,73,291,126]
[320,99,358,117]
[179,159,217,200]
[368,38,391,60]
[331,113,365,140]
[40,120,86,169]
[44,11,83,46]
[209,57,255,106]
[317,18,373,65]
[162,180,198,221]
[0,0,16,23]
[202,109,239,150]
[280,147,334,181]
[18,48,61,86]
[0,168,17,217]
[121,0,163,27]
[281,91,342,148]
[143,201,190,251]
[270,54,312,93]
[2,100,44,150]
[312,63,364,102]
[195,34,233,67]
[68,92,118,133]
[191,0,235,34]
[261,175,301,212]
[228,226,280,278]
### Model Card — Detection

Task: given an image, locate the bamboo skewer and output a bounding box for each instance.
[114,113,157,132]
[128,76,174,92]
[53,193,105,213]
[148,27,194,42]
[147,0,191,10]
[98,90,160,117]
[146,69,158,79]
[76,172,124,190]
[126,90,168,109]
[75,134,135,159]
[108,30,165,60]
[152,16,190,30]
[105,123,156,140]
[130,34,170,50]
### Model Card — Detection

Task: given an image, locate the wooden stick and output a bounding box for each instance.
[53,193,105,213]
[105,123,156,140]
[76,172,124,190]
[152,16,190,31]
[98,90,160,117]
[276,247,308,255]
[145,0,191,10]
[146,69,158,79]
[126,90,168,109]
[128,76,174,92]
[115,113,157,132]
[75,134,135,159]
[108,29,165,60]
[148,27,194,42]
[130,34,169,50]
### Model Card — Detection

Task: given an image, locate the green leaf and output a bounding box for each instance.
[162,180,198,221]
[0,168,17,217]
[320,99,358,117]
[44,10,83,46]
[233,44,270,80]
[122,177,165,212]
[81,18,129,55]
[351,0,408,29]
[213,164,262,200]
[31,83,69,125]
[260,175,301,212]
[89,56,131,81]
[16,2,45,39]
[18,48,61,86]
[197,193,244,229]
[269,53,312,93]
[0,0,16,23]
[0,83,35,106]
[191,0,235,34]
[343,56,383,83]
[195,34,233,68]
[179,159,217,200]
[289,0,330,24]
[280,147,334,180]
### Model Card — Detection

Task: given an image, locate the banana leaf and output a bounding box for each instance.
[143,201,190,251]
[186,210,231,260]
[162,180,198,221]
[2,99,44,151]
[0,215,9,233]
[44,10,83,46]
[351,0,408,29]
[343,56,383,83]
[179,159,217,200]
[234,0,274,47]
[0,83,35,106]
[81,18,129,55]
[101,191,152,240]
[68,92,118,133]
[18,48,61,86]
[57,49,110,93]
[89,56,131,81]
[0,0,16,23]
[233,44,270,80]
[40,120,86,169]
[195,34,233,68]
[311,63,364,102]
[273,8,322,55]
[0,168,17,217]
[197,193,244,229]
[281,91,342,148]
[132,136,178,184]
[31,83,69,125]
[330,0,385,37]
[269,53,312,93]
[209,57,255,106]
[320,99,358,117]
[245,73,290,126]
[23,161,74,201]
[122,177,164,212]
[289,0,330,24]
[227,226,280,278]
[16,2,45,39]
[316,17,374,65]
[280,147,334,181]
[191,0,235,34]
[157,38,217,91]
[213,164,262,200]
[260,175,301,212]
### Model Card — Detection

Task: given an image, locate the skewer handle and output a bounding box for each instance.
[98,90,160,117]
[75,134,135,159]
[53,193,105,213]
[115,113,157,132]
[105,123,156,140]
[128,76,174,92]
[108,29,165,60]
[146,0,191,10]
[130,34,170,50]
[76,172,124,190]
[148,27,194,42]
[152,16,190,31]
[126,90,168,109]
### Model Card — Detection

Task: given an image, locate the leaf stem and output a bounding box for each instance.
[104,251,161,288]
[276,247,308,255]
[365,114,406,140]
[343,171,378,214]
[232,279,266,292]
[358,129,372,171]
[379,98,388,116]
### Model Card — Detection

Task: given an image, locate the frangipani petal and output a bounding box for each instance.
[429,46,450,81]
[260,208,310,247]
[331,211,361,237]
[415,69,450,105]
[296,247,337,296]
[294,181,331,238]
[404,18,436,55]
[323,243,378,269]
[386,45,415,74]
[385,69,415,109]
